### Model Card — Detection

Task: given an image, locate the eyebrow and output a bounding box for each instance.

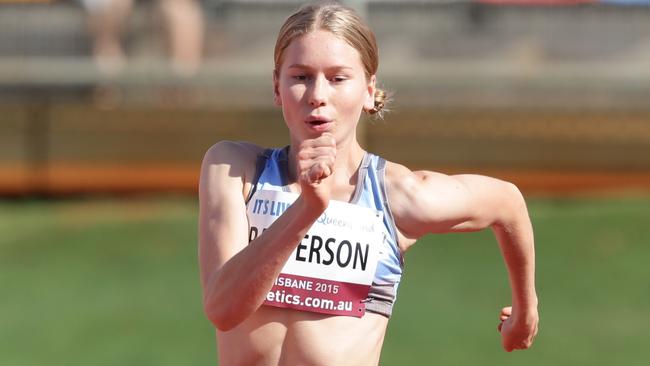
[287,64,354,71]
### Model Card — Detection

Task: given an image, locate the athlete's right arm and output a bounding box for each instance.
[198,139,333,331]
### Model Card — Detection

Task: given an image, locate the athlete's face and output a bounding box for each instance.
[274,30,376,143]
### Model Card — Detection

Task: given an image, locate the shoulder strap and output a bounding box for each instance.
[245,148,273,204]
[376,156,403,267]
[277,145,291,190]
[350,152,371,204]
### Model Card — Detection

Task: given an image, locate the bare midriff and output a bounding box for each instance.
[217,306,389,366]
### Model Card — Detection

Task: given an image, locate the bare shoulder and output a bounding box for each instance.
[200,141,266,204]
[384,160,455,194]
[202,140,265,172]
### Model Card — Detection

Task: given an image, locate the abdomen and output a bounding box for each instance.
[217,306,388,366]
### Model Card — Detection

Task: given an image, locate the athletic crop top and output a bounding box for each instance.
[245,146,403,317]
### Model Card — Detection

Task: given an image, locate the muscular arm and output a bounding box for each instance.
[198,141,323,331]
[199,136,336,332]
[387,164,538,351]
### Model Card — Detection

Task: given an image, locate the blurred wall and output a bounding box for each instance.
[1,1,650,195]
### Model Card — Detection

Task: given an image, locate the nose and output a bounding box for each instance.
[308,75,327,107]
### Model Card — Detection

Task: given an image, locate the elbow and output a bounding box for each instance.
[203,285,240,331]
[204,299,239,332]
[506,182,528,214]
[201,269,249,331]
[493,181,529,228]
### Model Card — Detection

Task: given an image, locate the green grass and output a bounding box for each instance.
[0,197,214,366]
[1,195,649,365]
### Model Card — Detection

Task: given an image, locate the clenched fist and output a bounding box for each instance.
[497,306,539,352]
[295,133,337,210]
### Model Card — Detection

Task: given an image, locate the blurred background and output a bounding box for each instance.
[1,0,649,365]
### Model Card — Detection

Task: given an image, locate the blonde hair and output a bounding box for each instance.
[274,1,389,117]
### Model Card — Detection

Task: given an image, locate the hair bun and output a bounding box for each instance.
[368,88,388,118]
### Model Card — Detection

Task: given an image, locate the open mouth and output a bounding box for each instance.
[306,116,332,126]
[305,116,333,132]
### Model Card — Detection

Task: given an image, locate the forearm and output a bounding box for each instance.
[204,197,323,330]
[491,190,537,311]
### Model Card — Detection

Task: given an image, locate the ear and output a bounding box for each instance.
[273,70,282,106]
[363,75,377,112]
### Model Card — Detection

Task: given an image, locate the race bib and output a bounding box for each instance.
[247,190,384,317]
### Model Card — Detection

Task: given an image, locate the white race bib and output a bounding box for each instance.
[247,190,384,317]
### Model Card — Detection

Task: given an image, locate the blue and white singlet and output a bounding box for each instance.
[246,146,404,317]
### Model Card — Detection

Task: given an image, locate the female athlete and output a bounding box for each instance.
[198,2,539,365]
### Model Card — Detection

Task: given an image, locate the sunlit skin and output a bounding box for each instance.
[274,30,375,144]
[274,30,377,206]
[199,28,538,366]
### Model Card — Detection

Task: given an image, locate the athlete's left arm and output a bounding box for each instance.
[386,163,538,352]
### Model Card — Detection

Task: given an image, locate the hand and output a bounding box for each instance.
[296,133,336,210]
[497,306,539,352]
